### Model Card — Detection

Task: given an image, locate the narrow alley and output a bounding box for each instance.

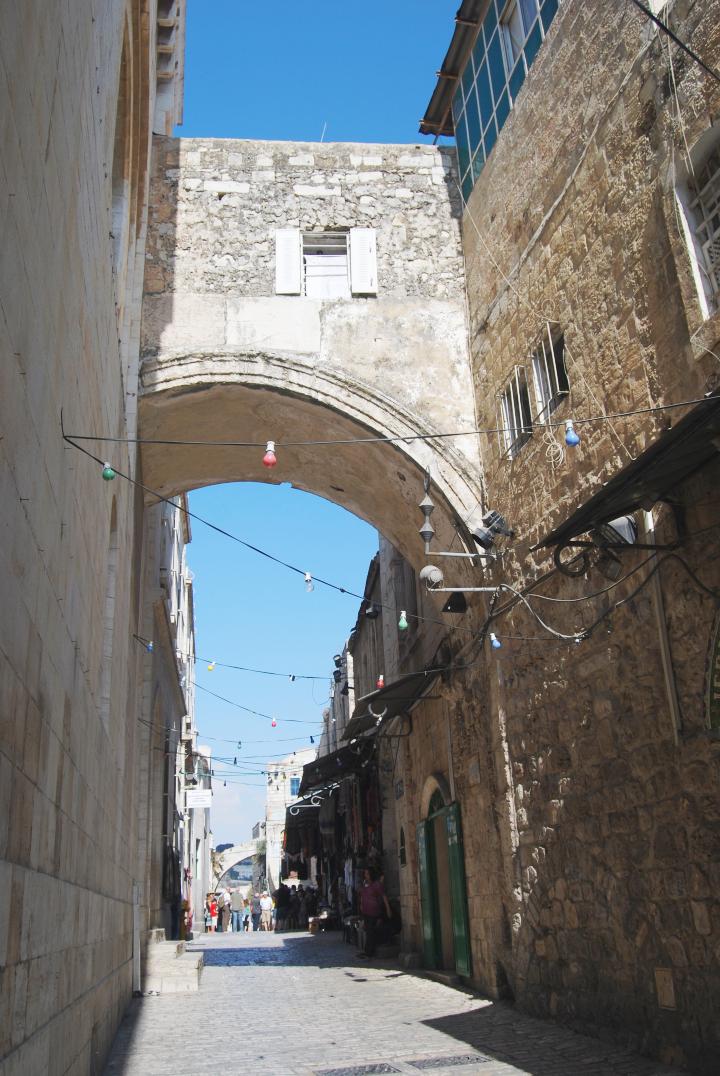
[104,932,688,1076]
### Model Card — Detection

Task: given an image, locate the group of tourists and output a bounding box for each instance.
[272,882,317,930]
[204,887,251,932]
[203,883,319,932]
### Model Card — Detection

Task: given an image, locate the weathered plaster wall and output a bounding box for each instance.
[456,0,720,1069]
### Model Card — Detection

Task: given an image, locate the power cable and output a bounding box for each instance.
[63,422,477,638]
[627,0,720,84]
[63,393,718,448]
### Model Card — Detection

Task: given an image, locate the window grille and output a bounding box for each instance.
[687,145,720,306]
[531,325,569,422]
[498,366,533,458]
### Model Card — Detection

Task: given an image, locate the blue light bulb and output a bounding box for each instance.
[490,632,502,650]
[565,419,580,447]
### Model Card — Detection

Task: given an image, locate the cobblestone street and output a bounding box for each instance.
[104,932,687,1076]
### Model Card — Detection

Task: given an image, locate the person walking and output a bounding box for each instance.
[358,867,391,959]
[242,898,251,932]
[273,881,290,932]
[259,891,273,931]
[231,887,244,932]
[251,891,262,931]
[208,894,218,933]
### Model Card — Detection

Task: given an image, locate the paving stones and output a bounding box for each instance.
[103,931,688,1076]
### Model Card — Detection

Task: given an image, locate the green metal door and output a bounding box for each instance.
[416,819,440,968]
[446,801,472,977]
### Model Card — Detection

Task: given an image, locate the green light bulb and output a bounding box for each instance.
[398,610,409,631]
[102,462,116,481]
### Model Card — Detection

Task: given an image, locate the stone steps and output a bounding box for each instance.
[141,932,203,994]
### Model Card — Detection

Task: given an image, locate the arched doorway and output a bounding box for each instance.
[417,780,471,976]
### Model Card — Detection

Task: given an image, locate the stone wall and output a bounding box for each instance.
[453,0,720,1069]
[138,136,483,571]
[0,3,172,1072]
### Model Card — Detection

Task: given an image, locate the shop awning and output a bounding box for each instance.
[535,393,720,550]
[298,742,372,796]
[342,669,441,742]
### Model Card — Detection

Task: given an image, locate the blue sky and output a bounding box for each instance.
[181,0,457,843]
[180,0,456,144]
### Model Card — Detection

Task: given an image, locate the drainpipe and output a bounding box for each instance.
[445,703,456,802]
[132,881,141,993]
[643,511,681,745]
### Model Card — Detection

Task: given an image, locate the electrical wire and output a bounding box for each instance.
[63,425,478,638]
[133,634,328,681]
[64,393,718,449]
[195,681,322,725]
[627,0,720,85]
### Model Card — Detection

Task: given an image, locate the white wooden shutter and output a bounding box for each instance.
[275,228,302,294]
[349,227,377,295]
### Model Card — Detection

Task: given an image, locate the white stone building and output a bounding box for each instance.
[264,747,317,891]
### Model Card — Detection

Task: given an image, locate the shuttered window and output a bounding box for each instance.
[349,227,378,295]
[275,228,302,294]
[275,228,377,297]
[686,144,720,309]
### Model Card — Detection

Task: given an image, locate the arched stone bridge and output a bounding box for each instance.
[139,136,485,576]
[214,841,258,888]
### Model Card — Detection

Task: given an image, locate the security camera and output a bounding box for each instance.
[471,510,514,551]
[419,564,444,589]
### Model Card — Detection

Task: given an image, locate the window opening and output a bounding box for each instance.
[498,366,533,458]
[290,777,300,797]
[500,0,538,68]
[302,232,350,299]
[686,144,720,309]
[399,827,407,867]
[453,0,559,203]
[531,325,569,422]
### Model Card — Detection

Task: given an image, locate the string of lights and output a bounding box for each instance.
[193,681,323,725]
[64,425,478,638]
[64,393,716,451]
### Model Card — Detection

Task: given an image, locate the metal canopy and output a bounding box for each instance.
[298,743,370,796]
[342,669,441,742]
[420,0,487,137]
[535,393,720,549]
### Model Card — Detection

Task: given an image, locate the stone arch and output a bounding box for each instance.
[139,350,485,575]
[215,842,258,886]
[420,773,453,818]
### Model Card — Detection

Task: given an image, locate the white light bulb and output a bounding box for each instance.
[304,572,314,593]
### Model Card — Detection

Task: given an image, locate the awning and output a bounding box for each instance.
[342,669,441,742]
[420,0,486,137]
[535,393,720,550]
[298,743,372,796]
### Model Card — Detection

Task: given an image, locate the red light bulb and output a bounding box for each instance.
[271,718,277,727]
[263,440,277,468]
[376,673,384,689]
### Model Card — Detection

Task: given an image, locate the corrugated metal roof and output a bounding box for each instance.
[419,0,489,137]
